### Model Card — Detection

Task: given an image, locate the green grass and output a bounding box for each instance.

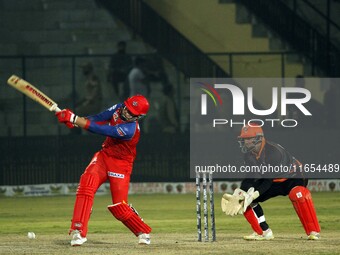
[0,192,339,254]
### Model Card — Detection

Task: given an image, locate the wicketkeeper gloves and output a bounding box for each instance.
[221,187,260,216]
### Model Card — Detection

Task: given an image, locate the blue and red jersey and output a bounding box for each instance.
[85,103,140,163]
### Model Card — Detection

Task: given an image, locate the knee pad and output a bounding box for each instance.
[77,173,99,197]
[289,186,320,235]
[108,202,151,236]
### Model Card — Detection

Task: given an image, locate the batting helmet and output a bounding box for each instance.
[238,124,264,139]
[122,95,150,121]
[238,124,264,153]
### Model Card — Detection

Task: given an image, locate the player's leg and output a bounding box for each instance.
[243,203,274,240]
[106,164,152,244]
[70,152,107,245]
[288,183,321,240]
[240,180,264,236]
[108,202,152,244]
[242,182,283,240]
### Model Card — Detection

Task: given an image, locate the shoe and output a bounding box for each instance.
[243,228,274,241]
[70,230,87,246]
[138,233,151,245]
[308,231,320,240]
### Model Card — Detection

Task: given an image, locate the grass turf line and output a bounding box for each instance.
[0,192,339,254]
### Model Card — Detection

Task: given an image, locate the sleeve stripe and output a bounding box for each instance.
[84,120,91,129]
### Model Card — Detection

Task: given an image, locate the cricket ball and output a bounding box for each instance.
[27,232,36,239]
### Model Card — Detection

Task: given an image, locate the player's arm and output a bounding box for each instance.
[76,118,136,140]
[240,163,273,207]
[85,104,121,122]
[241,178,272,196]
[240,145,285,209]
[56,107,136,140]
[238,147,287,209]
[266,142,290,166]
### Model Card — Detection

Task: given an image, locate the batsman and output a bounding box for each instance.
[55,94,152,246]
[221,124,321,240]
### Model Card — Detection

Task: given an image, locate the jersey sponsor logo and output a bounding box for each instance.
[117,127,126,136]
[108,172,125,179]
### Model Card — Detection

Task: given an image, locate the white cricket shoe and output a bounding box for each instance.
[138,233,151,245]
[308,231,320,240]
[243,228,274,241]
[70,230,87,246]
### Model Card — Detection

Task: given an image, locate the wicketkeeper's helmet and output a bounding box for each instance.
[238,124,264,153]
[122,94,150,121]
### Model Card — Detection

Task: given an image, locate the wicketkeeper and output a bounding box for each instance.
[221,124,321,240]
[56,94,152,246]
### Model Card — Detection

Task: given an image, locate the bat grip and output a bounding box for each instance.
[52,105,61,112]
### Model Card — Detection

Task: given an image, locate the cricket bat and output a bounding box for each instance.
[7,75,61,112]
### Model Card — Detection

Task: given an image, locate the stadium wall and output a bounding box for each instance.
[0,179,339,197]
[1,129,339,185]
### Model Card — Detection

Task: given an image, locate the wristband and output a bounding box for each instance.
[72,115,78,124]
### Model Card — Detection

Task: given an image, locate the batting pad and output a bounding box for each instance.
[108,202,151,236]
[244,206,263,235]
[70,173,98,237]
[289,186,321,235]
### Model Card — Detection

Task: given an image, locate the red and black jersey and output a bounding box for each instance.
[241,139,303,195]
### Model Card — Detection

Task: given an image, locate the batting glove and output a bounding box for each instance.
[56,109,78,128]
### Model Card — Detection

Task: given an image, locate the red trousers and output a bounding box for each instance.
[70,151,133,236]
